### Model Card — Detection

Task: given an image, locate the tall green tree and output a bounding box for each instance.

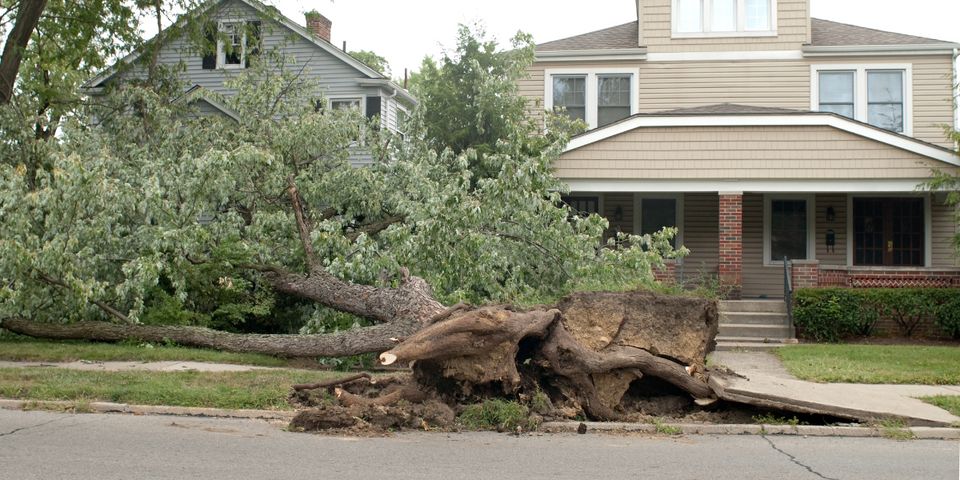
[349,49,390,76]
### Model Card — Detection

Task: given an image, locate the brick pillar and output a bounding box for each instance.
[718,193,743,299]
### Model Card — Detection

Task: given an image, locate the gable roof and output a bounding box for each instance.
[176,85,241,122]
[536,18,959,52]
[84,0,410,98]
[564,104,960,167]
[810,19,956,47]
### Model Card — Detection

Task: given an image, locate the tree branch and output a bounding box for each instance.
[35,272,132,324]
[0,0,47,103]
[286,175,316,269]
[346,215,404,242]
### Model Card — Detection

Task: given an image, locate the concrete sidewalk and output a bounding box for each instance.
[708,351,960,427]
[0,360,277,373]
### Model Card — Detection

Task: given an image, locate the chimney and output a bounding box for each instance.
[305,11,332,43]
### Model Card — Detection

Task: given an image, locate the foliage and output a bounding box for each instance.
[793,288,959,341]
[0,27,680,334]
[920,396,960,416]
[458,399,538,431]
[752,413,805,426]
[875,418,915,441]
[776,344,960,385]
[652,418,682,435]
[349,50,391,76]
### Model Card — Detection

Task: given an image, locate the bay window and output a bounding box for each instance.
[673,0,776,36]
[813,65,911,134]
[546,69,639,129]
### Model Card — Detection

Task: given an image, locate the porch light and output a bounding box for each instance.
[826,206,836,222]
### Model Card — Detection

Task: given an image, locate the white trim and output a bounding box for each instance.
[216,20,247,70]
[356,78,416,106]
[562,179,939,193]
[544,67,641,130]
[953,48,959,137]
[328,96,364,111]
[846,193,933,268]
[535,49,647,62]
[671,0,777,37]
[810,64,914,137]
[646,50,803,62]
[563,113,958,166]
[763,194,816,265]
[803,45,959,57]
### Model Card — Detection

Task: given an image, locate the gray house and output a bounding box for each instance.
[82,0,415,166]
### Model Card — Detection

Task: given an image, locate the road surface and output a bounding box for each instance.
[0,409,956,479]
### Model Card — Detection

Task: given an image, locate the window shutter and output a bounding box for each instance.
[365,96,381,119]
[201,22,217,70]
[245,20,262,68]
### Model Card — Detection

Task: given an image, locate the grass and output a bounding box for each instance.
[0,337,292,367]
[752,413,806,427]
[776,344,960,385]
[0,367,349,410]
[652,418,683,435]
[874,418,916,441]
[920,396,960,417]
[458,399,538,431]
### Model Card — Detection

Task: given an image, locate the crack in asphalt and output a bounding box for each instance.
[0,416,71,439]
[762,435,841,480]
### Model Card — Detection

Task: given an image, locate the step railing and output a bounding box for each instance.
[782,256,794,330]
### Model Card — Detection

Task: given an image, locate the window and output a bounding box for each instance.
[672,0,775,36]
[553,76,587,122]
[812,65,911,135]
[867,71,904,133]
[818,71,855,118]
[853,198,925,267]
[636,195,683,247]
[546,69,639,129]
[330,98,361,111]
[770,200,807,261]
[764,196,814,263]
[597,76,631,127]
[562,196,600,218]
[218,22,245,69]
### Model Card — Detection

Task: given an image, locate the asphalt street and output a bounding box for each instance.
[0,409,957,480]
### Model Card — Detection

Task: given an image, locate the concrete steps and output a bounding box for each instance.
[716,300,796,352]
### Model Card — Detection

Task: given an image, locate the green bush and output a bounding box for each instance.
[458,399,538,431]
[793,288,959,341]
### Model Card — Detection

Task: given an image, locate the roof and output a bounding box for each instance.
[563,104,959,167]
[536,18,958,52]
[810,18,956,47]
[83,0,414,103]
[654,104,804,115]
[537,22,639,52]
[176,85,241,122]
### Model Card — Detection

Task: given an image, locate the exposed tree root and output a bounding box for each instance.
[292,373,373,392]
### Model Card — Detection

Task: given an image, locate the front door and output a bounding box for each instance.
[852,197,925,267]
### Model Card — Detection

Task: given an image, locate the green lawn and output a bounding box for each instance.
[776,344,960,385]
[920,396,960,417]
[0,337,291,367]
[0,367,348,410]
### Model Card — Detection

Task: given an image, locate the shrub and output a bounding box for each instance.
[458,399,538,431]
[793,288,959,341]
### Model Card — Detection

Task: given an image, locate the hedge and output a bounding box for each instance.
[793,288,960,342]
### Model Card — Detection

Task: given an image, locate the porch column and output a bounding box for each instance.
[718,192,743,299]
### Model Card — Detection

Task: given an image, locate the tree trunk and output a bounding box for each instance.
[0,317,425,358]
[0,0,48,103]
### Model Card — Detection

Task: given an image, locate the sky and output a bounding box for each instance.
[148,0,960,76]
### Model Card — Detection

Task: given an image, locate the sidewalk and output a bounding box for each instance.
[708,351,960,427]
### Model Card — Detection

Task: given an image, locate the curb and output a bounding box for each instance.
[541,421,960,440]
[0,399,296,421]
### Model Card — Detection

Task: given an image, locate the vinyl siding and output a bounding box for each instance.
[932,200,960,267]
[557,125,956,180]
[524,54,955,147]
[815,193,846,266]
[681,193,720,276]
[640,0,810,53]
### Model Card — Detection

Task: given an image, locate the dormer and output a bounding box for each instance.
[637,0,811,53]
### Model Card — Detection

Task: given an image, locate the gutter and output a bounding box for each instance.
[535,48,647,63]
[803,43,960,57]
[356,78,416,106]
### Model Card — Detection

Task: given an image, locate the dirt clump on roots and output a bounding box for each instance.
[287,290,726,434]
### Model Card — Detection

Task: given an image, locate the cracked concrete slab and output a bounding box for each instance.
[708,352,960,427]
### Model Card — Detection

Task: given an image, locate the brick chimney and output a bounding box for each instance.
[305,11,332,43]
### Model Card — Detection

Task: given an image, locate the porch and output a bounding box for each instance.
[567,191,960,298]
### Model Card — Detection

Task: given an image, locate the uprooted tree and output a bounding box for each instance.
[0,24,726,424]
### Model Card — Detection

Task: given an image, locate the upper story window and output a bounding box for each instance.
[218,22,246,69]
[812,65,911,135]
[673,0,776,37]
[546,68,640,129]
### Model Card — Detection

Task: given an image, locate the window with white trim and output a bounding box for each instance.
[813,65,910,134]
[217,22,245,69]
[673,0,775,36]
[764,195,815,263]
[330,98,362,111]
[546,69,639,129]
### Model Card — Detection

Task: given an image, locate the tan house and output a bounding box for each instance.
[523,0,960,299]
